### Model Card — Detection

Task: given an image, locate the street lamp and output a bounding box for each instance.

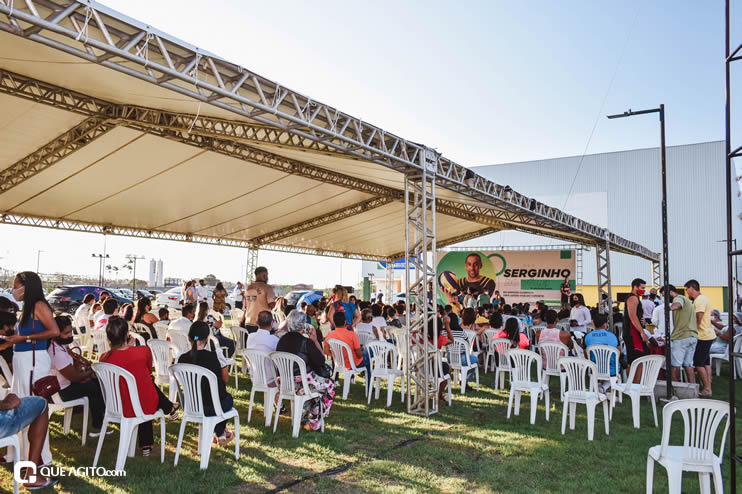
[36,250,44,273]
[92,253,110,286]
[125,254,145,296]
[607,104,671,400]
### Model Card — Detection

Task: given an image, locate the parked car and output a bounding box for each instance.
[393,293,406,304]
[135,289,155,300]
[154,287,233,314]
[47,285,133,314]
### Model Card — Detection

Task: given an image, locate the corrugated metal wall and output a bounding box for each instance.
[460,141,737,287]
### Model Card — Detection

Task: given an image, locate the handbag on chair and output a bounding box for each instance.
[29,315,60,400]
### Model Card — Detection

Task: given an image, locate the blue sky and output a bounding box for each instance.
[0,1,735,287]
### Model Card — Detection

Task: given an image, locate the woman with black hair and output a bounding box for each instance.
[100,316,178,457]
[212,282,228,314]
[48,315,107,436]
[133,297,158,340]
[0,271,59,465]
[196,302,235,358]
[496,318,530,349]
[177,321,234,446]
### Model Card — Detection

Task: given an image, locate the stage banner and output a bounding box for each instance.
[435,250,576,306]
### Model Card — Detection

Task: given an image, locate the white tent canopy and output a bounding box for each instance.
[0,0,659,264]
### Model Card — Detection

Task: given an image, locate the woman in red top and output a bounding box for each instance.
[496,318,530,350]
[100,316,178,456]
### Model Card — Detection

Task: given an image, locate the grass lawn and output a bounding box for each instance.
[1,335,740,493]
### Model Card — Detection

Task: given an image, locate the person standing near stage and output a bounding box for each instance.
[232,282,244,310]
[624,278,649,382]
[457,253,495,298]
[685,279,715,396]
[560,277,571,307]
[241,267,276,333]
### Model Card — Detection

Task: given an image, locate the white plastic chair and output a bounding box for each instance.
[357,331,375,350]
[710,334,741,378]
[492,338,513,391]
[153,321,170,340]
[0,358,12,399]
[646,399,730,494]
[462,329,477,353]
[410,340,451,407]
[242,349,278,426]
[326,338,367,400]
[91,331,109,360]
[170,363,240,470]
[270,351,324,438]
[447,338,479,394]
[92,362,166,471]
[229,308,244,324]
[506,349,550,425]
[168,330,191,357]
[207,335,239,389]
[558,357,610,441]
[231,326,251,374]
[587,344,622,417]
[48,392,89,445]
[477,329,497,374]
[366,340,405,407]
[73,331,93,360]
[539,342,569,400]
[128,332,146,347]
[0,434,20,494]
[613,355,664,429]
[148,339,179,402]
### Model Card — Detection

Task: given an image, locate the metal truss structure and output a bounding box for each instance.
[0,0,664,419]
[596,236,614,331]
[384,262,394,304]
[245,248,258,285]
[0,1,658,263]
[405,150,439,416]
[651,261,661,289]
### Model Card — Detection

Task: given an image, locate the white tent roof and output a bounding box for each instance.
[0,0,659,262]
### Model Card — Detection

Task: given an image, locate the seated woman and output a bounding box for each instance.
[99,316,179,456]
[0,311,16,371]
[535,309,574,349]
[497,318,530,350]
[48,315,106,436]
[132,297,159,341]
[276,310,335,431]
[196,302,235,358]
[177,321,234,446]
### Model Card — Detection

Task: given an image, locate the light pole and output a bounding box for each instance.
[125,254,145,296]
[92,253,110,286]
[607,104,671,400]
[36,250,44,273]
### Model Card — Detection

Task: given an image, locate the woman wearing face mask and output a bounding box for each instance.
[48,315,107,437]
[568,293,592,334]
[0,271,60,466]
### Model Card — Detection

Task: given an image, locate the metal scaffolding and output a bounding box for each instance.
[384,261,394,304]
[245,248,258,285]
[596,235,614,330]
[405,149,439,417]
[651,261,661,289]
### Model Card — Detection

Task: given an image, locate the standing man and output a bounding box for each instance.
[242,267,276,333]
[662,285,697,385]
[685,279,715,396]
[196,279,209,305]
[232,282,244,310]
[641,292,656,326]
[560,277,571,307]
[624,278,649,382]
[458,253,496,298]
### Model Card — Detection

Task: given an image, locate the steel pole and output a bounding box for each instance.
[659,104,672,400]
[724,0,737,485]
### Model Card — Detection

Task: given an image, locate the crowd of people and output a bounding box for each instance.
[0,266,736,487]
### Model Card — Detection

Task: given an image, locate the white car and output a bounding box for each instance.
[155,287,234,314]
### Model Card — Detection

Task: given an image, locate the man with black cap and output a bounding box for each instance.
[242,267,276,333]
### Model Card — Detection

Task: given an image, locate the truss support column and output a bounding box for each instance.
[596,234,614,331]
[384,260,394,304]
[405,148,439,417]
[245,247,258,285]
[651,261,661,289]
[576,247,584,291]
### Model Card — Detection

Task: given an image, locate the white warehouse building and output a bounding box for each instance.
[460,140,740,310]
